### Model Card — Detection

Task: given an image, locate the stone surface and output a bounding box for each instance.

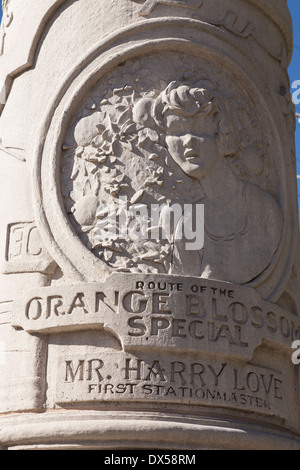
[0,0,299,450]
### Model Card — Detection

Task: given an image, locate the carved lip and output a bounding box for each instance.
[184,150,199,160]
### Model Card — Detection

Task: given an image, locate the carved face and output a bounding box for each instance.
[164,112,221,180]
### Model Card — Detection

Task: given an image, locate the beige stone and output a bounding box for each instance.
[0,0,299,450]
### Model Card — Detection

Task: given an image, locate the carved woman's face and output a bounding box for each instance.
[165,112,221,180]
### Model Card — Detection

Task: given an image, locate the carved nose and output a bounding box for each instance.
[183,134,194,147]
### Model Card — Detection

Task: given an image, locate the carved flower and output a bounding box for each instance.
[137,128,160,147]
[144,167,164,187]
[82,146,108,164]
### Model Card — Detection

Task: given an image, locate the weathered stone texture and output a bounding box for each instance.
[0,0,299,449]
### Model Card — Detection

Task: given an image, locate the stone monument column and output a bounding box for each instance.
[0,0,299,450]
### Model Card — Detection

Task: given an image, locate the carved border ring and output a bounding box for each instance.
[32,18,294,302]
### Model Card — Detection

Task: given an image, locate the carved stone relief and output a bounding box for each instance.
[55,351,288,420]
[131,0,203,16]
[0,0,298,451]
[130,0,287,68]
[61,52,283,286]
[2,222,56,275]
[12,272,300,427]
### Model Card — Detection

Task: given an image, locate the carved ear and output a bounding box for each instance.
[217,131,240,158]
[216,106,241,157]
[242,143,265,176]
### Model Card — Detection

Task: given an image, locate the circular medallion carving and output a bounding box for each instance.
[60,51,283,285]
[32,21,292,301]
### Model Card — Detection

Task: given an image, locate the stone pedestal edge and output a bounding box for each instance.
[0,411,299,450]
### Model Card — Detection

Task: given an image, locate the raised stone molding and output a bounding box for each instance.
[0,411,299,450]
[0,0,293,110]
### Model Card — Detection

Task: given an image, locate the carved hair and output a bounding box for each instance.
[133,80,241,157]
[152,81,216,124]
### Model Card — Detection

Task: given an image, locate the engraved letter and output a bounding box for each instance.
[65,360,85,382]
[25,297,43,320]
